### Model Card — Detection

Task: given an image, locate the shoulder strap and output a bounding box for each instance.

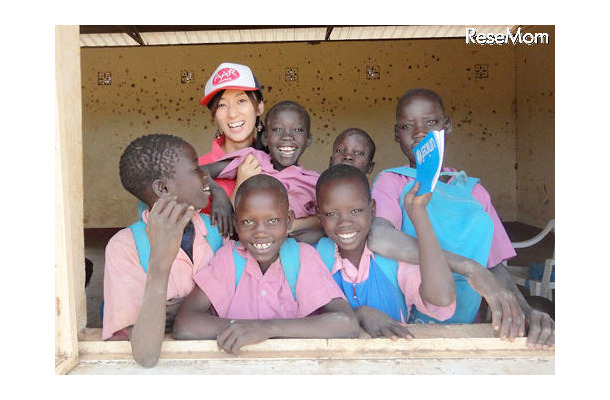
[315,237,337,272]
[233,239,300,300]
[381,166,417,178]
[130,212,222,274]
[129,220,151,273]
[371,253,400,288]
[199,213,223,252]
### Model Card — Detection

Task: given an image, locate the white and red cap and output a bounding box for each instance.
[200,62,261,106]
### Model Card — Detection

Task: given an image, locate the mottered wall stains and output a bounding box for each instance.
[515,26,555,228]
[81,35,553,228]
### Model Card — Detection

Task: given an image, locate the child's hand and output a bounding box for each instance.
[403,181,432,222]
[164,296,186,331]
[236,154,262,184]
[356,306,414,340]
[216,319,270,354]
[145,195,194,269]
[208,181,235,237]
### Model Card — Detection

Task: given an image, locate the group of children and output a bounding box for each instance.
[102,63,555,368]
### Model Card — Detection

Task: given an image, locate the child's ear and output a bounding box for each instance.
[286,210,295,232]
[261,130,269,147]
[366,160,376,174]
[443,116,453,136]
[394,125,400,143]
[305,132,312,147]
[370,199,377,218]
[151,179,170,198]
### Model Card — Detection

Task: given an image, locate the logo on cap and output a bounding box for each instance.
[213,67,240,86]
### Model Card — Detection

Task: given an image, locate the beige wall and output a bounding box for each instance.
[81,33,553,228]
[515,26,555,228]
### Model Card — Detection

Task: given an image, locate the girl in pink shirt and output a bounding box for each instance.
[173,174,359,354]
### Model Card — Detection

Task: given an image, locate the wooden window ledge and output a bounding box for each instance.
[71,324,554,374]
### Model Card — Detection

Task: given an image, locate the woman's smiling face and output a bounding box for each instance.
[213,89,264,148]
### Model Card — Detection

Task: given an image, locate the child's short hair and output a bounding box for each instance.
[235,174,289,211]
[317,164,371,201]
[264,100,311,133]
[334,127,376,161]
[397,88,446,115]
[119,133,186,202]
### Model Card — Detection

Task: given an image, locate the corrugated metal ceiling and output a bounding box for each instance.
[80,25,518,47]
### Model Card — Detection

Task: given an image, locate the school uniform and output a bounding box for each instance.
[194,240,345,319]
[216,147,319,218]
[323,242,456,323]
[371,165,516,268]
[102,210,216,340]
[198,136,237,215]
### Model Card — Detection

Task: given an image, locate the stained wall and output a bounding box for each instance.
[515,26,555,228]
[81,35,551,228]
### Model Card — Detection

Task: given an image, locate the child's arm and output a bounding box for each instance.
[355,305,414,340]
[199,159,232,178]
[288,216,325,244]
[173,292,359,354]
[215,298,359,354]
[368,216,524,336]
[130,196,194,368]
[207,180,234,237]
[402,182,455,306]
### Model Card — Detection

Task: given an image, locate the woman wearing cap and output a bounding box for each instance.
[198,62,266,214]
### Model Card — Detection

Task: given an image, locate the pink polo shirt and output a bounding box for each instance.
[371,166,516,268]
[329,243,456,322]
[102,210,216,340]
[194,240,345,319]
[216,147,319,218]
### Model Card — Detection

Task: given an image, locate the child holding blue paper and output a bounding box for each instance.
[172,174,359,354]
[316,164,456,338]
[370,88,554,349]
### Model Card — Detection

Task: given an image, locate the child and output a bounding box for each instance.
[172,174,359,354]
[203,100,323,243]
[102,134,224,367]
[315,164,456,338]
[329,127,376,175]
[370,88,554,349]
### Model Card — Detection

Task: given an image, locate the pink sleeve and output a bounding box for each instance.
[397,263,456,322]
[101,230,148,340]
[371,171,408,229]
[193,242,238,317]
[471,184,517,267]
[216,148,275,179]
[294,243,346,317]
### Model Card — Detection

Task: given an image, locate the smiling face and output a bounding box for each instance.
[164,143,212,211]
[263,108,311,170]
[317,176,375,266]
[213,89,264,151]
[394,93,452,167]
[234,187,293,272]
[330,131,375,174]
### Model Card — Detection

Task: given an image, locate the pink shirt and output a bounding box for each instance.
[102,210,216,340]
[194,240,345,319]
[216,147,319,218]
[330,243,456,322]
[371,166,516,268]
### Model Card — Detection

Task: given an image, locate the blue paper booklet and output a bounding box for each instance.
[414,130,445,195]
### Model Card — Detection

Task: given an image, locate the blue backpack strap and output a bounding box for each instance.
[369,254,409,321]
[315,237,337,272]
[137,200,148,218]
[233,239,300,300]
[199,213,223,252]
[129,220,151,273]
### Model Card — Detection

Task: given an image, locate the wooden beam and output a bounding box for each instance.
[71,325,554,374]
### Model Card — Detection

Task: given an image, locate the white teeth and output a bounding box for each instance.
[338,232,357,240]
[252,242,272,250]
[229,121,245,128]
[279,146,296,155]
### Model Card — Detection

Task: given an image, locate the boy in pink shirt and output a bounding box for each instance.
[315,164,456,338]
[103,134,226,367]
[172,174,359,354]
[368,88,553,349]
